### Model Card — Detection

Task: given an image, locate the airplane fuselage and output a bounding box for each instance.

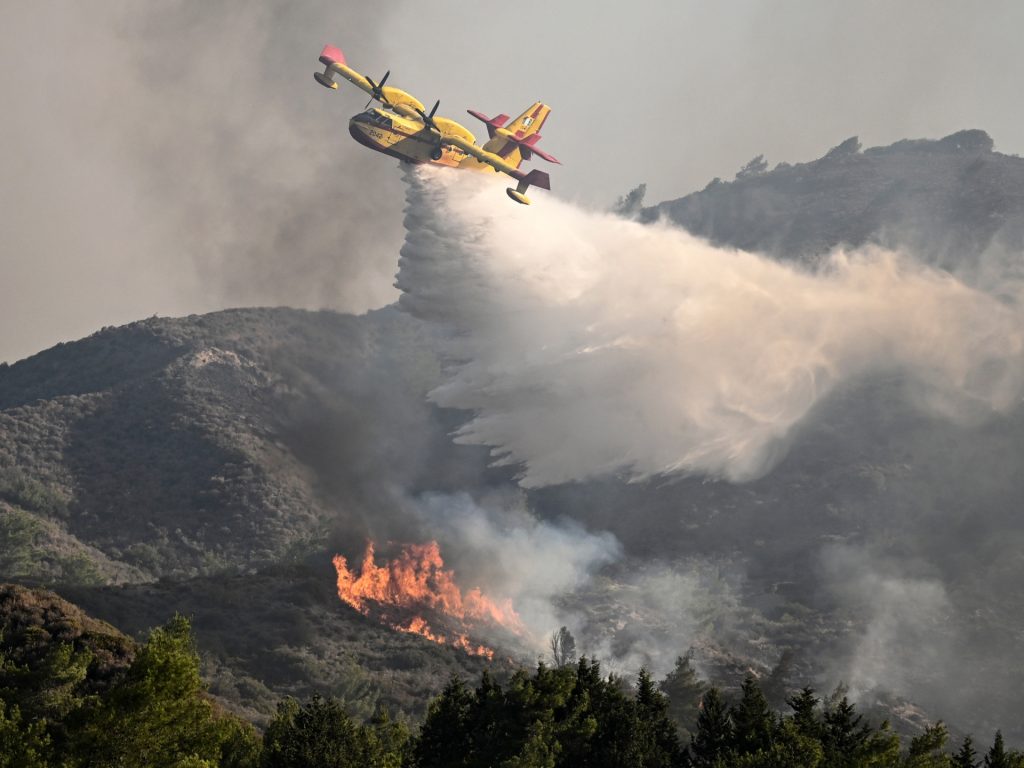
[349,108,489,170]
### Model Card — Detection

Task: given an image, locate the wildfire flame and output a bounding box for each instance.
[332,541,523,659]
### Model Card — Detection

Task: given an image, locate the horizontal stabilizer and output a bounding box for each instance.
[511,168,551,191]
[528,147,559,164]
[467,109,510,139]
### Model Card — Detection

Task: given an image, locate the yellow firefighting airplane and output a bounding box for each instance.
[314,44,559,205]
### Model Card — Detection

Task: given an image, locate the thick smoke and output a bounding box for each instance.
[397,167,1024,486]
[408,490,620,653]
[407,490,744,677]
[0,2,404,363]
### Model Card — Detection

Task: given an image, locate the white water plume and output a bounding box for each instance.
[397,167,1024,486]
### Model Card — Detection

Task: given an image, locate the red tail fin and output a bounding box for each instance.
[319,44,345,66]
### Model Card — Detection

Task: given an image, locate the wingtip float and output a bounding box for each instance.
[314,44,559,205]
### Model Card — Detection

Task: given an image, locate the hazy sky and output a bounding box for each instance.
[2,1,1023,363]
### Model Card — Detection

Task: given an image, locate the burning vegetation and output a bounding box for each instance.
[332,541,524,659]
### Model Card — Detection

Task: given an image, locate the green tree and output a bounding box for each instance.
[660,653,707,741]
[502,723,557,768]
[731,675,775,756]
[69,615,231,767]
[413,676,474,768]
[904,722,950,768]
[554,658,601,767]
[952,736,979,768]
[365,706,411,768]
[984,731,1012,768]
[261,694,383,768]
[584,668,642,768]
[691,687,733,768]
[786,687,821,742]
[733,718,822,768]
[0,700,49,768]
[821,693,869,767]
[819,690,899,768]
[635,668,684,768]
[214,715,263,768]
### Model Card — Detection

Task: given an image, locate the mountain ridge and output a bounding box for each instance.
[4,131,1024,738]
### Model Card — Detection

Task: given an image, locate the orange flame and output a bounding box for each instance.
[332,541,522,658]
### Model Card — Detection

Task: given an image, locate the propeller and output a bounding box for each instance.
[415,100,444,160]
[364,70,391,107]
[414,99,441,132]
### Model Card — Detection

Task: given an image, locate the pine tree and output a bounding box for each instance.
[365,706,411,768]
[660,652,707,741]
[786,687,821,742]
[952,736,980,768]
[731,675,775,756]
[690,687,733,768]
[261,695,370,768]
[635,668,684,768]
[556,658,602,767]
[984,731,1011,768]
[413,676,474,768]
[586,669,643,768]
[905,721,950,768]
[821,692,872,768]
[69,615,227,767]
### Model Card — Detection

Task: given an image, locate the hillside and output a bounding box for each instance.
[2,131,1024,740]
[0,307,480,582]
[0,307,499,721]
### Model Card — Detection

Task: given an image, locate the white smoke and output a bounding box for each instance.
[397,167,1024,486]
[408,490,621,652]
[563,557,747,678]
[821,544,956,703]
[409,490,737,675]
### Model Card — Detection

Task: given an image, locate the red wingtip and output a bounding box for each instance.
[319,44,345,66]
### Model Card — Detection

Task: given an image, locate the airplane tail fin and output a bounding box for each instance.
[468,102,558,168]
[506,102,550,137]
[314,44,346,88]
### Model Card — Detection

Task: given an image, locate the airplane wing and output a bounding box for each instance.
[441,134,551,203]
[442,134,520,176]
[315,45,425,114]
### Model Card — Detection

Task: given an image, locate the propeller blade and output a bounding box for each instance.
[364,72,391,108]
[428,99,439,118]
[363,75,377,108]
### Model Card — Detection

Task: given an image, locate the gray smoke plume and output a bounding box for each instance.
[0,2,404,363]
[397,166,1024,487]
